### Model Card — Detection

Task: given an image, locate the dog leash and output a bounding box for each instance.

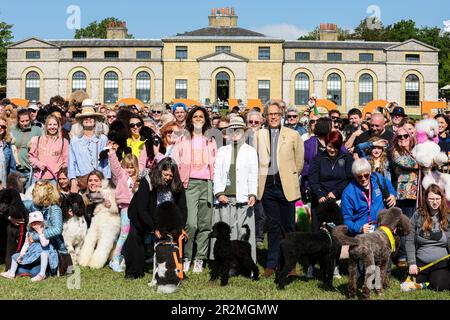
[417,253,450,273]
[320,222,336,246]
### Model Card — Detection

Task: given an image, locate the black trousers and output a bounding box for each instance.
[4,224,25,270]
[254,200,266,243]
[123,223,146,276]
[261,183,295,269]
[417,259,450,291]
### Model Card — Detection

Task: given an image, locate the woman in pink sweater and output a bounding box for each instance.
[108,143,140,272]
[29,115,69,183]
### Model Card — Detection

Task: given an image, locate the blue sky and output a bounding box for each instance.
[1,0,449,41]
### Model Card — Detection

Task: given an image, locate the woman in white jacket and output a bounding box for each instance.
[211,116,258,262]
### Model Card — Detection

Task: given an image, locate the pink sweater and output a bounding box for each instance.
[172,135,217,188]
[138,147,165,172]
[109,151,134,209]
[29,136,69,180]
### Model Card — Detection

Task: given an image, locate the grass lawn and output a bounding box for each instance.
[1,258,450,300]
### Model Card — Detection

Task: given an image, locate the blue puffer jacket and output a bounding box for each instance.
[341,172,397,235]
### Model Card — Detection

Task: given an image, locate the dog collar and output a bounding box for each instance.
[379,226,395,253]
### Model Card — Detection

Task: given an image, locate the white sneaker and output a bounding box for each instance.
[306,265,314,279]
[192,259,204,273]
[333,266,342,279]
[183,259,191,272]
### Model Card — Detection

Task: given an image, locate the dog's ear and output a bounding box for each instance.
[396,214,412,236]
[376,209,388,225]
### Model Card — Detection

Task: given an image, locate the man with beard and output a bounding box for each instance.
[68,99,110,193]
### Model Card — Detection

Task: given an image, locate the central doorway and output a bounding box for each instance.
[216,71,230,102]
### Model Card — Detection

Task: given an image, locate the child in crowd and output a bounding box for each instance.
[108,143,140,272]
[1,211,58,282]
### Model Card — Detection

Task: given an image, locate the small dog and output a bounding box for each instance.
[78,182,120,269]
[209,221,259,286]
[99,120,132,162]
[61,193,88,265]
[149,201,185,294]
[332,207,411,300]
[275,199,343,289]
[0,188,29,269]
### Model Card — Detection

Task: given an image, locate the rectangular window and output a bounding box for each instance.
[26,51,40,59]
[295,52,310,61]
[359,53,374,62]
[258,80,270,104]
[258,47,271,60]
[216,46,231,53]
[176,46,188,60]
[327,53,342,61]
[104,51,119,59]
[136,51,151,59]
[72,51,87,59]
[405,54,420,62]
[175,79,188,99]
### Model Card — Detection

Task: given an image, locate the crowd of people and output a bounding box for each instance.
[0,94,449,293]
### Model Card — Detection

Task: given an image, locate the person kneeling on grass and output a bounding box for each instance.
[1,211,58,282]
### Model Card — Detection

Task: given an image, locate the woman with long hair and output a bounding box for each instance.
[392,126,419,266]
[29,115,69,184]
[356,136,391,181]
[0,117,16,187]
[172,106,217,274]
[406,184,450,291]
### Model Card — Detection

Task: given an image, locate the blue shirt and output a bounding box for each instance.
[68,134,110,180]
[341,172,397,235]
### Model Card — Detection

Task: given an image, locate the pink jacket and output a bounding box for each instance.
[29,136,69,180]
[172,135,217,188]
[138,147,165,172]
[109,151,134,209]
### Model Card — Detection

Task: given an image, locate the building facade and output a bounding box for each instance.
[6,8,439,114]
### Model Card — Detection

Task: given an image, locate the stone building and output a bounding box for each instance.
[6,8,439,114]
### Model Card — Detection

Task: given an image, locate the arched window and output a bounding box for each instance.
[104,71,119,104]
[136,71,151,103]
[25,71,40,103]
[359,74,373,106]
[327,73,341,106]
[294,73,309,105]
[405,74,420,106]
[72,71,87,92]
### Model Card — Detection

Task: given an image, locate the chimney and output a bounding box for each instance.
[106,20,128,39]
[208,7,238,27]
[319,23,338,41]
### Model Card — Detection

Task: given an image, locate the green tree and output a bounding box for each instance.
[0,21,13,85]
[384,20,419,42]
[350,19,388,41]
[74,17,134,39]
[298,26,352,40]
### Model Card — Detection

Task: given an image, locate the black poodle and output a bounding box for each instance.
[0,188,29,269]
[139,126,165,165]
[275,199,343,289]
[61,193,87,221]
[99,119,131,161]
[151,201,185,293]
[209,221,259,286]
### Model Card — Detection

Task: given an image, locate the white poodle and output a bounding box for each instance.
[412,118,450,201]
[63,215,87,265]
[78,182,120,269]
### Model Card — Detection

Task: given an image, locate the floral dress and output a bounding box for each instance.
[393,151,419,200]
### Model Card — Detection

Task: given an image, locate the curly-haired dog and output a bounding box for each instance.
[0,188,29,269]
[99,120,132,162]
[209,221,259,286]
[61,193,88,265]
[333,207,411,300]
[149,201,185,294]
[78,182,120,269]
[275,199,343,290]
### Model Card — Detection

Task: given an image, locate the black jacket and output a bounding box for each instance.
[127,177,187,233]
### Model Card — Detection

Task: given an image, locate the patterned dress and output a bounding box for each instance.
[393,151,419,200]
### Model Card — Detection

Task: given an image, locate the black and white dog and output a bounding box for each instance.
[61,193,88,265]
[0,188,29,269]
[149,202,185,294]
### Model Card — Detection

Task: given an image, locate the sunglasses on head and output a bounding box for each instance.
[287,115,298,119]
[129,122,143,128]
[397,134,409,140]
[248,120,260,125]
[357,173,370,180]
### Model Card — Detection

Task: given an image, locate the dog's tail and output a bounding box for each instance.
[332,225,360,246]
[242,224,251,242]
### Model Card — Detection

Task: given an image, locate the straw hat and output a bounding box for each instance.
[228,116,246,130]
[75,99,104,120]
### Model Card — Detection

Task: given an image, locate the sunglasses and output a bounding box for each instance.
[248,120,260,125]
[331,116,340,121]
[28,109,38,113]
[107,115,116,119]
[397,134,409,140]
[151,110,162,114]
[287,115,298,119]
[357,173,370,180]
[129,122,143,128]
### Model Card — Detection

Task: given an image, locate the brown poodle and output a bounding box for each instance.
[332,207,411,300]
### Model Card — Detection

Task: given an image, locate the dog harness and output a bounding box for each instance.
[378,226,395,253]
[154,230,187,281]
